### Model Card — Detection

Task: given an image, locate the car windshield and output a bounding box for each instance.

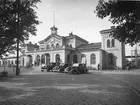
[72,63,79,67]
[59,63,64,66]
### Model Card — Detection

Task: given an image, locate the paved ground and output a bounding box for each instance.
[0,67,140,105]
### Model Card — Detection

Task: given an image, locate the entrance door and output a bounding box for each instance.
[46,54,50,66]
[55,54,60,65]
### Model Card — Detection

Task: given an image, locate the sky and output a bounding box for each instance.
[28,0,133,56]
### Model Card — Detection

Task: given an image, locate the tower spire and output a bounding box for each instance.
[53,11,55,26]
[51,11,58,35]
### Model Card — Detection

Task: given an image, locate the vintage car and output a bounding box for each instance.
[58,63,69,72]
[67,63,88,74]
[52,65,60,72]
[52,63,69,72]
[41,63,56,72]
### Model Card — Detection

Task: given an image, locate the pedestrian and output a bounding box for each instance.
[98,63,100,70]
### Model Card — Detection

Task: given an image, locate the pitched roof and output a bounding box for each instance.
[65,35,88,43]
[77,42,101,51]
[38,34,62,44]
[100,27,115,34]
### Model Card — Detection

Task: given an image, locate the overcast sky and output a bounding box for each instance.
[29,0,133,56]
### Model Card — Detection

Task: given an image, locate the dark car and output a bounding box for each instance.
[41,63,56,72]
[67,63,88,74]
[58,63,69,72]
[52,63,69,72]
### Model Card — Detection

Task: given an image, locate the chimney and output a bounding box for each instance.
[111,26,115,29]
[29,41,32,44]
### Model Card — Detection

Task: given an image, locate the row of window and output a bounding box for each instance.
[0,60,20,66]
[107,39,115,48]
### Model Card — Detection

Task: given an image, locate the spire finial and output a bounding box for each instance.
[53,11,55,26]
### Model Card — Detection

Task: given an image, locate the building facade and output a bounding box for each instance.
[0,26,126,69]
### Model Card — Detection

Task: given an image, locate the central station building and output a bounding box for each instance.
[19,25,126,69]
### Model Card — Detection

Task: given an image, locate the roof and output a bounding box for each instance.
[65,35,88,43]
[100,27,115,34]
[77,42,101,51]
[38,34,62,44]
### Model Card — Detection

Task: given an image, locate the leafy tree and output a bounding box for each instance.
[95,0,140,46]
[0,0,40,58]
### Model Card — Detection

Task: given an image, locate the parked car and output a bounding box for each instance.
[58,63,69,72]
[52,63,69,72]
[67,63,88,74]
[41,63,56,72]
[52,65,60,72]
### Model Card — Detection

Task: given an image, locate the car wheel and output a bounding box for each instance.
[41,70,44,72]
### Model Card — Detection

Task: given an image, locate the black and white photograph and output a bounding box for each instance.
[0,0,140,105]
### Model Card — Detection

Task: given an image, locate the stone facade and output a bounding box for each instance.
[0,26,126,70]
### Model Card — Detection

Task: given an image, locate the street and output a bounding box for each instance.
[0,67,140,105]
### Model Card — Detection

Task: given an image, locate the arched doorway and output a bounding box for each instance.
[55,54,60,65]
[36,55,40,66]
[27,55,33,66]
[41,54,45,64]
[73,55,78,63]
[81,54,86,64]
[108,53,114,65]
[45,54,50,66]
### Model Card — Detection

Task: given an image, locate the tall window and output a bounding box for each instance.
[107,39,110,48]
[108,53,113,64]
[56,54,60,65]
[51,44,54,48]
[73,55,78,63]
[90,53,96,64]
[111,39,115,47]
[46,45,49,49]
[81,54,86,64]
[41,55,45,64]
[22,58,24,66]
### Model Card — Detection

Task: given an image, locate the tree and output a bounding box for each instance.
[0,0,40,58]
[95,0,140,46]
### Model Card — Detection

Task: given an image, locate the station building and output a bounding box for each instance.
[0,26,126,69]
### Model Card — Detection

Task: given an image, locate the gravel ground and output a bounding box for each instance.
[0,68,140,105]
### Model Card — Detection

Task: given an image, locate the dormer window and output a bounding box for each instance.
[46,45,49,49]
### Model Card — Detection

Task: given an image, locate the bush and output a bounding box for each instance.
[1,71,8,76]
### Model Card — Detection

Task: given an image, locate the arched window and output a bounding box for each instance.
[46,45,49,49]
[56,54,60,65]
[51,44,54,48]
[111,39,115,47]
[45,54,50,65]
[107,39,110,48]
[90,53,96,64]
[108,53,113,64]
[70,44,72,48]
[81,54,86,64]
[73,55,78,63]
[56,43,59,48]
